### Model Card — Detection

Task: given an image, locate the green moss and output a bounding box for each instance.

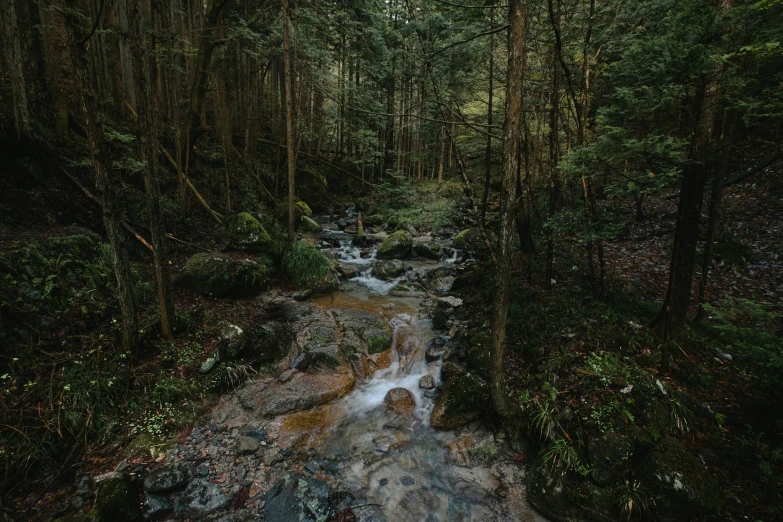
[376,230,413,259]
[296,201,313,217]
[363,328,391,354]
[176,253,269,298]
[96,476,142,522]
[466,330,491,380]
[453,228,481,249]
[225,212,273,253]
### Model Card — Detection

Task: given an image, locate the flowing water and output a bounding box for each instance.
[301,231,547,522]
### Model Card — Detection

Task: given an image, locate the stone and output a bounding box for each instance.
[428,276,455,296]
[363,328,392,355]
[639,437,722,520]
[452,228,482,249]
[383,387,417,415]
[373,259,405,280]
[141,492,173,521]
[338,264,358,279]
[236,436,260,455]
[290,353,310,371]
[413,242,442,259]
[173,479,231,519]
[588,432,633,486]
[432,301,454,331]
[219,323,247,359]
[263,476,331,522]
[200,352,219,374]
[299,215,323,233]
[249,321,292,364]
[296,201,313,217]
[376,230,413,259]
[175,253,268,298]
[143,462,195,493]
[466,329,491,380]
[430,372,489,430]
[389,281,426,297]
[96,475,143,522]
[419,375,435,390]
[225,212,273,253]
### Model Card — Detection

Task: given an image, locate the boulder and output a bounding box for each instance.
[225,212,273,253]
[413,242,442,259]
[374,259,405,280]
[452,228,482,250]
[263,476,331,522]
[176,253,268,298]
[236,436,260,455]
[432,300,455,330]
[377,230,413,259]
[639,437,722,520]
[389,281,426,298]
[96,475,143,522]
[141,492,173,521]
[466,329,491,380]
[173,479,231,519]
[299,215,323,233]
[384,387,417,415]
[249,321,292,364]
[419,375,436,390]
[428,276,455,296]
[144,462,195,493]
[296,201,313,217]
[362,328,391,355]
[218,323,247,359]
[430,371,488,429]
[588,432,633,486]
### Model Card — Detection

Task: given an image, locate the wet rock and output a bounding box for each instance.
[176,253,268,298]
[338,264,358,279]
[219,323,247,359]
[141,492,172,521]
[425,336,453,362]
[374,259,405,280]
[430,372,488,429]
[225,212,273,253]
[377,230,413,259]
[639,437,722,520]
[432,301,455,330]
[290,353,310,371]
[144,462,195,493]
[249,321,292,364]
[173,478,231,519]
[96,474,142,522]
[362,328,392,355]
[239,425,267,441]
[236,436,260,455]
[389,281,426,297]
[419,375,435,390]
[452,228,482,250]
[413,242,442,259]
[263,476,331,522]
[383,387,417,415]
[237,370,354,417]
[299,215,323,233]
[428,276,455,296]
[588,432,633,486]
[200,351,220,374]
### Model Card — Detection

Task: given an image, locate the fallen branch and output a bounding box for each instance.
[159,145,224,224]
[59,167,153,253]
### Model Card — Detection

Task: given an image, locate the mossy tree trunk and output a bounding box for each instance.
[128,0,176,340]
[66,0,138,352]
[490,0,527,418]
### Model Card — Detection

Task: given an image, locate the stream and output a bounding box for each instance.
[142,218,546,522]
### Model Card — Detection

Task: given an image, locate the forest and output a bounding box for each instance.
[0,0,782,520]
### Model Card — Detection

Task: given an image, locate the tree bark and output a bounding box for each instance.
[490,0,526,418]
[66,0,138,353]
[0,0,30,139]
[283,0,297,242]
[129,0,176,341]
[480,8,495,226]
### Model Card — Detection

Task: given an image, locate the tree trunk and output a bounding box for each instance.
[128,0,175,341]
[1,0,30,139]
[66,0,138,352]
[490,0,526,418]
[480,5,495,225]
[283,0,297,242]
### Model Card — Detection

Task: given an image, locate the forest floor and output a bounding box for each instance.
[1,155,782,521]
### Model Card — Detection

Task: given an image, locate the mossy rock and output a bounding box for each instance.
[466,330,491,380]
[225,212,273,253]
[96,476,143,522]
[295,167,329,211]
[363,328,392,355]
[299,215,323,233]
[639,436,722,520]
[588,432,633,486]
[453,228,482,249]
[176,253,269,298]
[430,371,489,429]
[377,230,413,260]
[250,321,293,364]
[527,460,616,522]
[374,259,405,280]
[413,242,442,260]
[296,201,313,217]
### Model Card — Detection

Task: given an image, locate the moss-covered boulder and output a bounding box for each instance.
[250,321,293,363]
[453,228,482,249]
[639,437,722,520]
[362,328,392,355]
[377,230,413,259]
[96,475,143,522]
[176,253,268,298]
[430,371,489,429]
[588,432,633,486]
[389,281,426,297]
[296,201,313,217]
[466,329,491,380]
[295,167,329,211]
[413,242,442,259]
[527,460,615,522]
[374,259,405,280]
[299,215,323,233]
[225,212,273,253]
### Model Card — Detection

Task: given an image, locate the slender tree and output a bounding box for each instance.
[283,0,297,241]
[0,0,30,139]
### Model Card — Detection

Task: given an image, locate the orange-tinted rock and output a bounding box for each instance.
[383,387,416,415]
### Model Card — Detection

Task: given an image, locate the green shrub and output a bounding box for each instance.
[282,241,335,288]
